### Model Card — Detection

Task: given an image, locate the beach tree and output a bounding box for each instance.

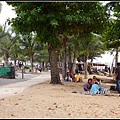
[34,44,49,71]
[61,2,108,79]
[1,32,19,66]
[104,2,120,72]
[0,23,19,66]
[7,2,65,84]
[64,32,105,79]
[9,32,21,70]
[18,32,44,73]
[75,33,105,79]
[88,32,105,63]
[103,19,119,74]
[67,34,82,74]
[7,2,108,84]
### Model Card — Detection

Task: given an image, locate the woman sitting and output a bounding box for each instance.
[75,73,83,82]
[84,78,92,91]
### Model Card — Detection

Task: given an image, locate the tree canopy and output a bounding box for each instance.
[7,2,108,41]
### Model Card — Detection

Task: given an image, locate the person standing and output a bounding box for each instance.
[114,62,120,96]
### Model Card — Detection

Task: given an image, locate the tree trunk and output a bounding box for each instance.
[14,59,17,71]
[42,61,45,71]
[62,51,66,81]
[3,50,9,66]
[61,36,68,81]
[109,55,115,76]
[30,52,34,73]
[45,62,48,70]
[72,52,77,74]
[115,48,119,70]
[68,46,73,73]
[84,54,88,79]
[48,43,62,84]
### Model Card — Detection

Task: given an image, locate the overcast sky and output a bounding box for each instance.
[0,1,119,65]
[0,1,16,26]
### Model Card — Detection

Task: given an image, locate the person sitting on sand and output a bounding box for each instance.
[67,72,73,82]
[75,73,83,82]
[84,78,92,91]
[92,76,97,84]
[71,73,76,82]
[90,80,104,95]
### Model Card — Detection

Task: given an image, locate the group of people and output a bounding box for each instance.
[83,62,120,96]
[65,62,120,96]
[84,62,120,96]
[83,76,104,95]
[64,72,83,82]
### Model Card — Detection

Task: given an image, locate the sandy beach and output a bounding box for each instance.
[0,73,120,119]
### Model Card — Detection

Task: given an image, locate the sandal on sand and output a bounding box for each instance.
[72,91,77,93]
[105,94,114,96]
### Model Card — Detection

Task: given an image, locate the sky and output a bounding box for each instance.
[0,1,119,66]
[0,1,16,26]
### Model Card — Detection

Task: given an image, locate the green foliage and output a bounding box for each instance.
[68,32,105,61]
[104,2,120,50]
[50,19,58,28]
[0,2,2,13]
[0,23,19,51]
[24,65,30,69]
[7,2,108,46]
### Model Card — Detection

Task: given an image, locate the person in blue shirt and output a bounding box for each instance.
[90,81,100,95]
[90,81,104,95]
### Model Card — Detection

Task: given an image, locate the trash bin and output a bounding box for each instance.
[0,67,11,77]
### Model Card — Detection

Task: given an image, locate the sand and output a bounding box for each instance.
[0,73,120,119]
